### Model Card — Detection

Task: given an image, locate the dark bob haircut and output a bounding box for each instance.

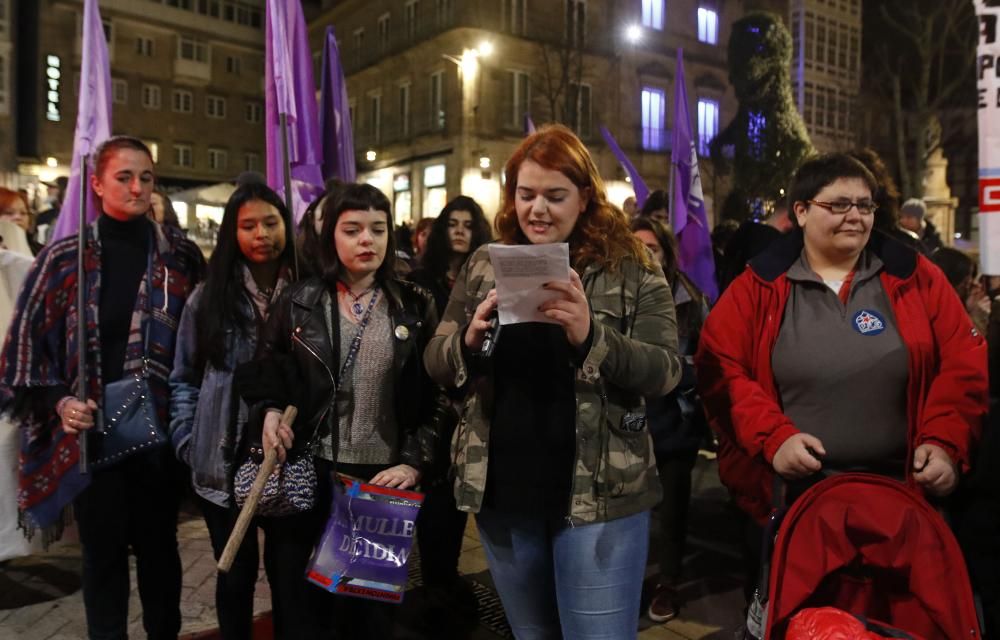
[787,153,878,229]
[318,183,397,286]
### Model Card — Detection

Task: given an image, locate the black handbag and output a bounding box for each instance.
[91,238,166,469]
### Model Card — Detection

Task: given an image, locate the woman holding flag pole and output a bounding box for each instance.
[0,136,205,639]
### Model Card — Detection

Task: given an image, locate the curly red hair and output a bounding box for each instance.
[495,124,653,273]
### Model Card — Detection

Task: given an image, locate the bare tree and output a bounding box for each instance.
[867,1,977,198]
[534,37,584,128]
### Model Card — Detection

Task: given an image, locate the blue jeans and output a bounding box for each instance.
[476,508,650,640]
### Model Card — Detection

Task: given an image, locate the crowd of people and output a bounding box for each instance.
[0,126,995,640]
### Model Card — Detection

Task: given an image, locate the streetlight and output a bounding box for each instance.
[624,25,642,44]
[441,41,495,200]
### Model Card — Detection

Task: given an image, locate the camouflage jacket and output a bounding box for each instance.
[424,245,681,525]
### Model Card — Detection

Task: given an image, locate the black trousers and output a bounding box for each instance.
[200,462,337,639]
[200,460,398,640]
[199,497,261,640]
[416,478,469,587]
[654,449,699,582]
[73,447,183,640]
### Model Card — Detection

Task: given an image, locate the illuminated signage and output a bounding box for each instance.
[45,55,61,122]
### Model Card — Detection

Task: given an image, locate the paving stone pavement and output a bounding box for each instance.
[0,456,745,639]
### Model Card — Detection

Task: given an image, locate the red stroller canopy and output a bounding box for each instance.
[765,473,979,640]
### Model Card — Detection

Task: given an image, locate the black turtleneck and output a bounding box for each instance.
[98,214,151,384]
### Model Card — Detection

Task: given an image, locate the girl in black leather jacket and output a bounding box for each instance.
[242,183,450,638]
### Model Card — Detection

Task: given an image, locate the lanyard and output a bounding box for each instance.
[338,287,380,385]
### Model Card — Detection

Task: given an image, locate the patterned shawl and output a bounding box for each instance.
[0,218,205,536]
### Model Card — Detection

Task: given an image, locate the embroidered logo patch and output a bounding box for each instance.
[853,309,885,335]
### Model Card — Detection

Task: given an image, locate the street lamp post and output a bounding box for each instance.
[442,41,492,200]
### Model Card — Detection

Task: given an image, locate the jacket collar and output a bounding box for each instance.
[748,229,917,283]
[290,276,407,313]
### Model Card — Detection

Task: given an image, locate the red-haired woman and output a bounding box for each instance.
[0,188,42,255]
[425,125,681,639]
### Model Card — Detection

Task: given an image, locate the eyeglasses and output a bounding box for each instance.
[806,199,878,215]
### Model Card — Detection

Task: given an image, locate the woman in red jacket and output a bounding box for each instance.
[696,153,987,526]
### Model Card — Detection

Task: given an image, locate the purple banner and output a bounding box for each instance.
[524,113,537,136]
[599,125,650,209]
[50,0,111,243]
[321,26,356,183]
[307,478,424,603]
[265,0,324,222]
[670,49,718,302]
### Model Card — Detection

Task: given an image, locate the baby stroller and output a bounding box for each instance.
[747,473,980,639]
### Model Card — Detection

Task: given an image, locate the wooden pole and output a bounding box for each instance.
[217,406,298,573]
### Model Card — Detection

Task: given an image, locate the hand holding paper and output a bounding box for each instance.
[539,269,592,347]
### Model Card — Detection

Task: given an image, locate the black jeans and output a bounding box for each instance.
[200,463,334,639]
[199,497,260,640]
[416,478,469,587]
[654,448,699,581]
[73,447,182,640]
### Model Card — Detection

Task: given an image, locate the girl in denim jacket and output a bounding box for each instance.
[169,181,298,639]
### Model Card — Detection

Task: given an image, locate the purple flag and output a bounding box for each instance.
[50,0,111,243]
[524,114,537,136]
[266,0,324,222]
[321,26,356,183]
[670,49,718,302]
[599,125,650,208]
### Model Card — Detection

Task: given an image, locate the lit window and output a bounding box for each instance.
[697,99,719,156]
[697,7,718,45]
[641,87,666,151]
[642,0,664,31]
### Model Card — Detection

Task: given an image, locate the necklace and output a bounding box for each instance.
[338,281,377,319]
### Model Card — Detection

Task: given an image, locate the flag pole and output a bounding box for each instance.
[668,151,676,229]
[77,154,89,474]
[279,112,299,276]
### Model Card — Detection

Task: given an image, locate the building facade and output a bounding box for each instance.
[309,0,742,223]
[14,0,267,211]
[788,0,861,152]
[745,0,861,153]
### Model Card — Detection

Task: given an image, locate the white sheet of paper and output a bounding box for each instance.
[488,243,570,325]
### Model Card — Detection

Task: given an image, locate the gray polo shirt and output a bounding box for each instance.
[772,249,909,475]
